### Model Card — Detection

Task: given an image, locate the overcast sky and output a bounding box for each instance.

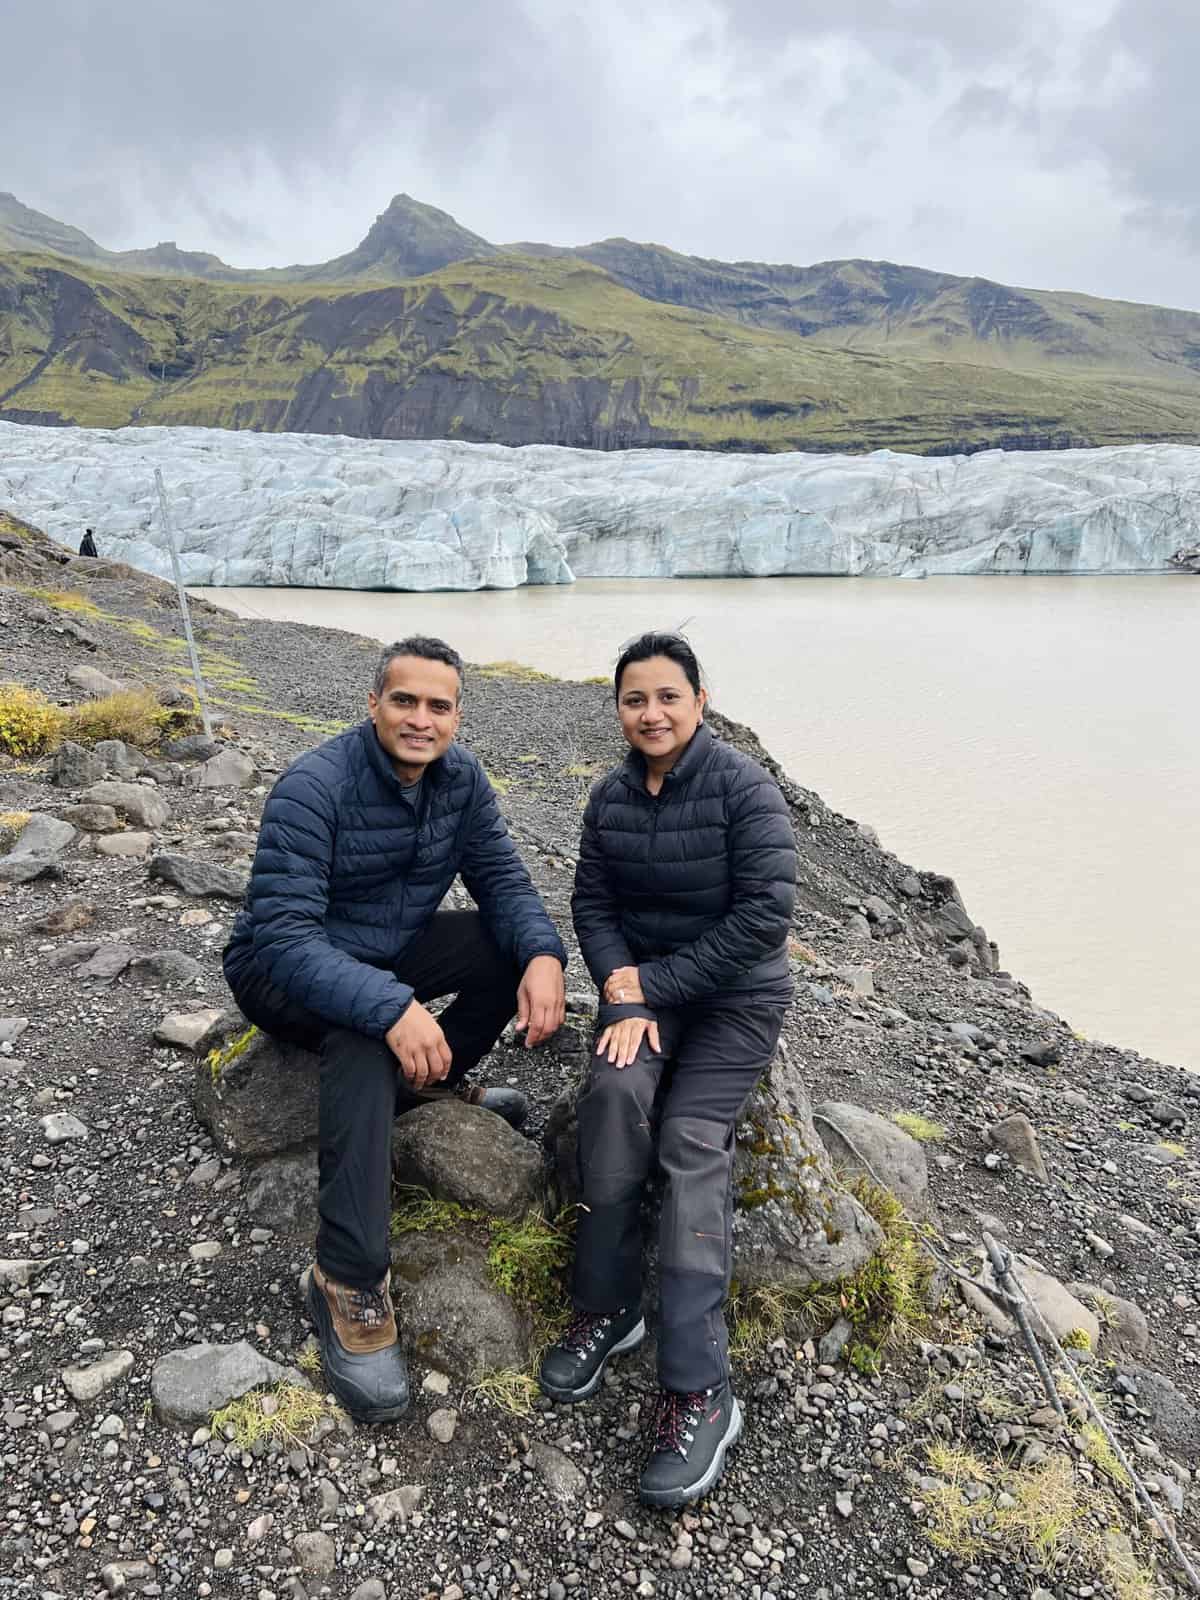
[6,0,1200,308]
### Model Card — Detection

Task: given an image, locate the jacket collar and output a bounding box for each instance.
[620,721,714,796]
[358,718,458,794]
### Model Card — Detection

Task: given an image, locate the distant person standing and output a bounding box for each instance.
[78,529,98,558]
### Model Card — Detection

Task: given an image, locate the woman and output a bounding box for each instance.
[539,631,797,1508]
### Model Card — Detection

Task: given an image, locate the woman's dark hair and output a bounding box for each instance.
[614,631,703,698]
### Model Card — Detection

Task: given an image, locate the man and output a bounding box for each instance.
[78,528,98,558]
[223,636,566,1422]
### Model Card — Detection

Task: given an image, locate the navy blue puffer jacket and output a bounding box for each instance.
[226,720,566,1037]
[571,723,797,1008]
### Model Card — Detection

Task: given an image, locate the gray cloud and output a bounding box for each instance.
[3,0,1200,308]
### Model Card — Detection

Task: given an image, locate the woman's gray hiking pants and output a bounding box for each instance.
[572,1000,785,1393]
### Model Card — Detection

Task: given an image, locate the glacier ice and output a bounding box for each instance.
[2,420,1198,589]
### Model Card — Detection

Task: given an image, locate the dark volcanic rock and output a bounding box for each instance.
[390,1101,543,1220]
[148,853,247,900]
[192,1030,318,1157]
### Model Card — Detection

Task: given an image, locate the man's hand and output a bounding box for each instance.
[596,1014,661,1068]
[602,966,646,1005]
[516,955,565,1047]
[386,1001,452,1091]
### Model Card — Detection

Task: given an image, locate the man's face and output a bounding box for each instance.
[368,655,461,780]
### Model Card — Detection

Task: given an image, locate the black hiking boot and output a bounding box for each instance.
[537,1307,646,1403]
[414,1082,529,1132]
[305,1264,410,1424]
[639,1381,743,1508]
[458,1082,529,1131]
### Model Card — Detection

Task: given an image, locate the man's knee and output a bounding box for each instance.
[451,913,521,999]
[320,1028,397,1088]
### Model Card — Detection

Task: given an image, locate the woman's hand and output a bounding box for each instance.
[596,1014,661,1068]
[603,966,646,1005]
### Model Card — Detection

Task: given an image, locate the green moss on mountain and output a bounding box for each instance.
[6,247,1200,453]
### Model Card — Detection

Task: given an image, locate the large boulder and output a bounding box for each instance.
[0,813,77,883]
[188,748,257,789]
[959,1249,1101,1349]
[151,1341,295,1426]
[813,1101,931,1217]
[389,1230,531,1382]
[50,742,106,788]
[732,1055,883,1288]
[81,781,169,829]
[545,1047,883,1292]
[391,1101,543,1220]
[246,1151,320,1237]
[149,853,247,901]
[193,1030,318,1157]
[66,665,129,699]
[1068,1282,1150,1360]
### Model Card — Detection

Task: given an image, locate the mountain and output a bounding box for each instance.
[0,190,245,282]
[0,191,494,286]
[279,194,497,283]
[7,249,1200,452]
[8,189,1200,450]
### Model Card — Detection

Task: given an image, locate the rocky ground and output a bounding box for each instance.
[1,520,1199,1600]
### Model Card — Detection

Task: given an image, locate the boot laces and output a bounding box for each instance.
[561,1311,612,1356]
[347,1282,390,1328]
[651,1388,707,1457]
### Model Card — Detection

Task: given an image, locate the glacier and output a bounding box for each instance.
[1,420,1198,589]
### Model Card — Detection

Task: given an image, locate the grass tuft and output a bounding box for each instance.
[296,1343,322,1379]
[206,1024,259,1083]
[0,810,32,850]
[728,1174,933,1367]
[474,660,558,683]
[465,1369,540,1417]
[390,1189,574,1408]
[211,1383,341,1450]
[62,686,172,749]
[1081,1422,1129,1487]
[0,683,65,757]
[20,586,102,619]
[890,1110,948,1142]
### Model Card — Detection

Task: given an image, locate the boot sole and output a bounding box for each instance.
[639,1397,743,1509]
[538,1319,646,1403]
[304,1273,411,1425]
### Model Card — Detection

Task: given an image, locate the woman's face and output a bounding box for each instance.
[616,655,706,767]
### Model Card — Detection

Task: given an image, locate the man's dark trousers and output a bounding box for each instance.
[572,1001,784,1395]
[225,911,520,1289]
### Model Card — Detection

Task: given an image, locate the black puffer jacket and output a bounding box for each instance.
[571,723,797,1008]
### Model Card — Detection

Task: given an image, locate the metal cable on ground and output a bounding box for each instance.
[807,1110,1200,1594]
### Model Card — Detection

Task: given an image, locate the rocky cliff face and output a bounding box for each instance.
[3,421,1195,588]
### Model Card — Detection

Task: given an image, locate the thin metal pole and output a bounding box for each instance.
[981,1233,1068,1425]
[154,468,212,739]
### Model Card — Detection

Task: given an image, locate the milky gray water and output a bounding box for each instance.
[195,577,1200,1072]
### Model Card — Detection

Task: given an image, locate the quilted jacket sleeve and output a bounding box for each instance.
[459,771,567,971]
[249,762,415,1038]
[638,769,797,1007]
[571,787,637,989]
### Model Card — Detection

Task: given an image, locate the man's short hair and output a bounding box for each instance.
[373,636,464,698]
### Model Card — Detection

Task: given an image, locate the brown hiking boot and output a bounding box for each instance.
[306,1264,410,1421]
[311,1264,397,1353]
